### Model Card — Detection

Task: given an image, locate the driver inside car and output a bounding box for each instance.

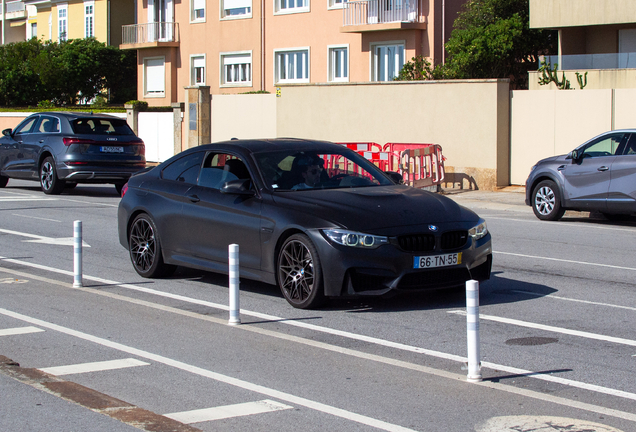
[292,155,325,190]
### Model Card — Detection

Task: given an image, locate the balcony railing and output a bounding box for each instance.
[122,22,179,45]
[543,53,636,70]
[343,0,418,26]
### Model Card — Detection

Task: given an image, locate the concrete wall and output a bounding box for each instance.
[211,94,277,142]
[529,70,636,90]
[274,80,510,190]
[530,0,636,28]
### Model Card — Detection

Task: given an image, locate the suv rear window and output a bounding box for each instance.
[71,118,134,135]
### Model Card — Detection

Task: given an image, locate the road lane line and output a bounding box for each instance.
[0,326,44,336]
[165,400,293,424]
[2,267,636,423]
[38,358,150,376]
[0,229,90,247]
[494,251,636,271]
[447,310,636,347]
[2,260,636,406]
[484,216,636,233]
[0,307,417,432]
[12,214,61,223]
[512,290,636,312]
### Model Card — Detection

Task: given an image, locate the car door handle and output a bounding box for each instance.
[187,194,200,203]
[597,166,609,172]
[557,165,566,171]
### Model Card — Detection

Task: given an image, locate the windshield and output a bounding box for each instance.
[71,118,135,135]
[254,149,394,191]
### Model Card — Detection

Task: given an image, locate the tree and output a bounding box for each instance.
[399,0,556,89]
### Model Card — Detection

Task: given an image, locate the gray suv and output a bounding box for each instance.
[526,130,636,221]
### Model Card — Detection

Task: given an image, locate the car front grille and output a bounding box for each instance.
[397,234,435,252]
[397,230,468,252]
[441,230,468,250]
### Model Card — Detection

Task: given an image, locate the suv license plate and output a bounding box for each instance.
[414,252,462,269]
[100,146,124,153]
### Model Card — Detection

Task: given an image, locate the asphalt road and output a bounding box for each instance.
[1,179,635,432]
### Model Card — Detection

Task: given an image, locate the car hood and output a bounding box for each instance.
[271,185,480,231]
[536,154,567,166]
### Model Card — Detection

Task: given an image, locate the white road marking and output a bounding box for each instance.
[0,228,90,247]
[2,259,636,407]
[494,250,636,271]
[0,197,56,202]
[2,266,636,423]
[12,214,61,223]
[512,289,636,312]
[447,310,636,347]
[484,215,636,233]
[0,307,417,432]
[165,400,293,424]
[38,358,150,376]
[0,326,44,336]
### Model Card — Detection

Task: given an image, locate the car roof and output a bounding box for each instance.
[32,111,124,121]
[196,138,345,154]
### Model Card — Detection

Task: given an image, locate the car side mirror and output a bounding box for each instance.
[2,128,12,137]
[569,150,580,161]
[221,179,255,196]
[384,171,404,184]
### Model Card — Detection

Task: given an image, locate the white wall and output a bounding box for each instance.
[138,112,175,162]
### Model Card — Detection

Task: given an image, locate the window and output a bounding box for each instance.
[198,154,249,190]
[36,116,61,133]
[58,4,68,41]
[328,0,345,9]
[191,0,205,21]
[14,117,38,135]
[222,0,252,18]
[221,52,252,86]
[191,55,206,85]
[328,46,348,82]
[84,1,94,38]
[275,0,308,14]
[275,49,309,83]
[161,152,205,184]
[372,43,404,81]
[581,134,626,158]
[144,57,166,97]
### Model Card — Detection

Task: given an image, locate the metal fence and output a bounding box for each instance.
[122,22,179,45]
[343,0,418,26]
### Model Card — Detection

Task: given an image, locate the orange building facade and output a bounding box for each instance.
[120,0,468,106]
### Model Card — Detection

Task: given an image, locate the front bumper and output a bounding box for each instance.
[306,230,493,297]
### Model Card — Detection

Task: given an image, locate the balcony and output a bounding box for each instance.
[120,22,180,50]
[341,0,425,33]
[0,0,26,19]
[543,53,636,70]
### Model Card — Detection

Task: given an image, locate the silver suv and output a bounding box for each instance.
[525,130,636,221]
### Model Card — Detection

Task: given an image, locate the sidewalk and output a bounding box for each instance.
[440,186,529,211]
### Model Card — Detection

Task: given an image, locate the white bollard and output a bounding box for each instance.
[228,244,241,325]
[466,279,482,382]
[73,220,83,288]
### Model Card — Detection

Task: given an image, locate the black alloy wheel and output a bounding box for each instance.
[128,214,175,278]
[40,156,65,195]
[277,233,325,309]
[532,180,565,221]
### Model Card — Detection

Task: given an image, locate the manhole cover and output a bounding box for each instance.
[505,337,558,346]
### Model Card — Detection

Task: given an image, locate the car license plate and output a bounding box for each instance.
[100,146,124,153]
[414,252,462,269]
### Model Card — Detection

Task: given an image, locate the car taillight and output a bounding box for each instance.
[121,182,129,198]
[63,137,95,146]
[132,139,145,156]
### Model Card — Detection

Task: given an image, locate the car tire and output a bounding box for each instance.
[0,175,8,188]
[532,180,565,221]
[40,156,65,195]
[65,182,78,189]
[277,233,325,309]
[128,213,176,278]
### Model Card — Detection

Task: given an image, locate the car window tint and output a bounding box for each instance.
[14,117,38,134]
[36,117,60,133]
[71,118,134,135]
[198,153,248,189]
[581,134,625,158]
[161,152,204,184]
[623,135,636,155]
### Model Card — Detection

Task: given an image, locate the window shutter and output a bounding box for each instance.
[224,0,251,10]
[146,59,165,93]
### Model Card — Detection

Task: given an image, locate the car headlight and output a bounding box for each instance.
[468,220,488,240]
[322,229,388,249]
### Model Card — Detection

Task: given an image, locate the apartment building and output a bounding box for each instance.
[121,0,468,106]
[529,0,636,89]
[1,0,133,46]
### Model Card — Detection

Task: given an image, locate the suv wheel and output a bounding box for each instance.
[532,180,565,221]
